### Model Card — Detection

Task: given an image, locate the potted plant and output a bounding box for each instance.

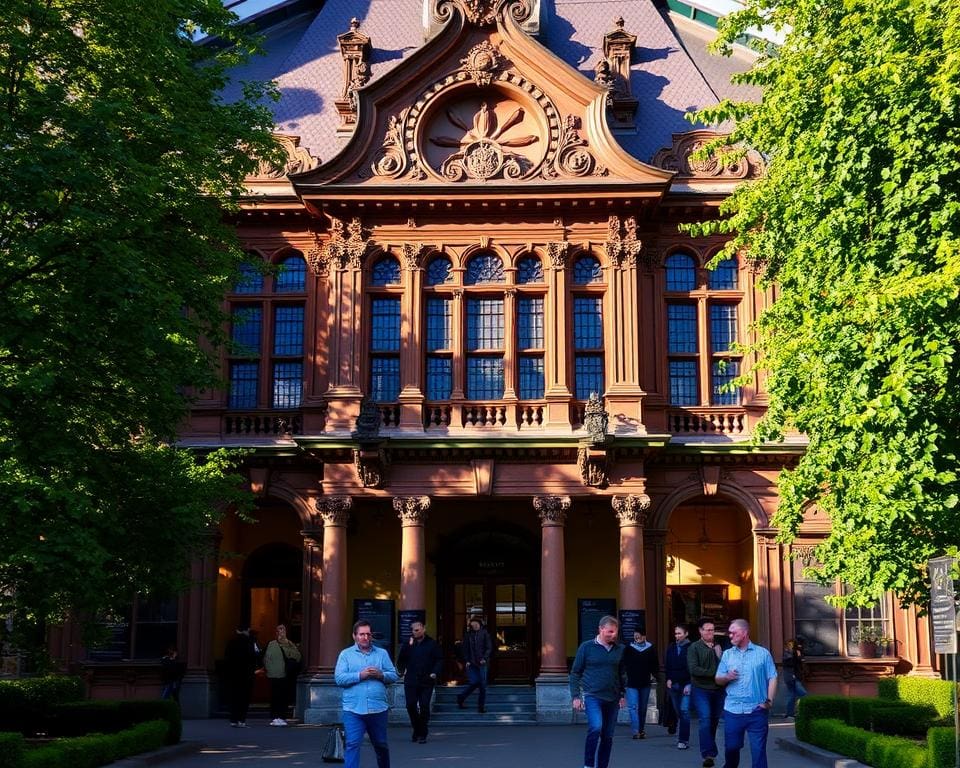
[851,625,883,658]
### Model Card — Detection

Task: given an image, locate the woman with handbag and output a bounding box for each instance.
[264,623,302,726]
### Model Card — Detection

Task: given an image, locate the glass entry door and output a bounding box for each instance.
[445,578,532,682]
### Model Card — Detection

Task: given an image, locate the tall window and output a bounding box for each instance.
[370,297,401,402]
[227,251,306,410]
[665,251,742,407]
[425,297,452,400]
[466,297,504,399]
[516,254,545,400]
[572,255,605,400]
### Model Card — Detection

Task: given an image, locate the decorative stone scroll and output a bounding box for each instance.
[534,495,571,526]
[546,241,569,269]
[246,134,320,182]
[432,0,535,27]
[335,19,371,129]
[315,496,353,527]
[394,496,431,525]
[651,130,766,180]
[461,41,502,87]
[542,115,600,179]
[606,215,642,268]
[612,494,651,527]
[354,448,389,488]
[324,216,371,270]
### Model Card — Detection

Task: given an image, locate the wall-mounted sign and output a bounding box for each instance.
[353,599,395,651]
[578,598,617,646]
[618,609,646,643]
[929,557,957,654]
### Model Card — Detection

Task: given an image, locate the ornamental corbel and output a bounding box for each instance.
[546,241,569,269]
[353,447,390,488]
[577,445,609,488]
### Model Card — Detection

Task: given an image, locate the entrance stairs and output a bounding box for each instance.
[431,684,538,725]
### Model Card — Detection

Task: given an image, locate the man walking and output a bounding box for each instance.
[688,617,724,767]
[665,624,692,750]
[456,616,492,713]
[715,619,778,768]
[396,621,442,743]
[335,620,399,768]
[569,615,626,768]
[623,627,657,739]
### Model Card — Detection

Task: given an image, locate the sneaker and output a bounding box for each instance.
[677,742,689,750]
[229,722,239,728]
[703,758,716,767]
[270,718,287,727]
[237,722,248,728]
[637,731,646,739]
[632,734,642,740]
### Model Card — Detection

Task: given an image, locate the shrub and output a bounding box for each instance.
[878,676,955,718]
[795,695,849,741]
[865,732,929,768]
[48,698,180,744]
[0,732,25,767]
[22,719,168,768]
[0,677,86,735]
[808,718,872,763]
[871,702,938,738]
[929,727,958,768]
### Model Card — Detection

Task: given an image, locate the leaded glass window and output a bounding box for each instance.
[426,257,453,285]
[516,256,544,284]
[710,305,738,353]
[231,307,262,356]
[273,306,304,355]
[272,362,302,408]
[466,298,504,350]
[371,256,402,286]
[370,298,401,352]
[711,360,740,405]
[234,261,264,294]
[667,304,697,354]
[426,298,451,352]
[518,297,544,349]
[666,252,697,291]
[708,257,739,290]
[519,357,544,400]
[669,361,698,406]
[426,357,452,400]
[572,256,603,284]
[229,362,258,409]
[573,297,603,349]
[575,356,604,400]
[465,253,505,285]
[467,357,504,399]
[274,253,306,293]
[370,357,400,402]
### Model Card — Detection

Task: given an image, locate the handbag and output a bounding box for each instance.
[279,644,301,677]
[321,724,346,763]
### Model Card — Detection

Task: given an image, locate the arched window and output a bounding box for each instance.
[425,257,453,286]
[516,256,544,284]
[708,256,739,290]
[665,250,742,407]
[572,255,603,285]
[274,252,306,293]
[665,252,697,291]
[464,253,505,285]
[371,256,402,286]
[233,259,264,294]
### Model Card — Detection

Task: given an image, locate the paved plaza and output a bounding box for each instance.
[133,717,837,768]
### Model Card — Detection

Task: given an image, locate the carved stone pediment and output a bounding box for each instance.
[246,134,319,182]
[652,131,766,180]
[432,0,536,28]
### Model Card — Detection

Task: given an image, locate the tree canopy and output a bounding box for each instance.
[0,0,278,659]
[689,0,960,606]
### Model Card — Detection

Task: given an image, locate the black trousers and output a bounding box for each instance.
[405,684,434,738]
[227,675,254,724]
[269,676,293,719]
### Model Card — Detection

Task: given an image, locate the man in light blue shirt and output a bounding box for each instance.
[715,619,777,768]
[335,620,399,768]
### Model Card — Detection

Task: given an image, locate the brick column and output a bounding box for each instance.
[394,496,431,612]
[316,496,352,671]
[613,494,651,612]
[300,524,324,673]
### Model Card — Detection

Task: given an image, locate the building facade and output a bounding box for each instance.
[56,0,937,719]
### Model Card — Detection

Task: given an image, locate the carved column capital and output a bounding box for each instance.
[315,496,353,527]
[393,495,431,526]
[547,241,569,269]
[612,494,651,527]
[401,242,426,270]
[534,495,571,526]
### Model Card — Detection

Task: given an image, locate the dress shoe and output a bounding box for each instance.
[703,758,715,767]
[411,734,418,742]
[456,697,465,709]
[418,737,427,744]
[478,706,486,714]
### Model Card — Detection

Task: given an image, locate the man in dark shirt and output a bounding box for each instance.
[688,617,725,767]
[396,621,443,743]
[569,615,626,768]
[456,616,492,713]
[623,628,658,739]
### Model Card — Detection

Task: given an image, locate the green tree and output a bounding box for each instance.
[688,0,960,606]
[0,0,278,659]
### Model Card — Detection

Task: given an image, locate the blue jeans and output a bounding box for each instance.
[458,663,487,709]
[723,708,769,768]
[691,686,724,758]
[343,710,390,768]
[785,678,807,717]
[667,684,691,744]
[625,686,651,735]
[583,695,619,768]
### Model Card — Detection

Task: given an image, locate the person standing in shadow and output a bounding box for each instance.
[456,616,492,713]
[223,625,259,727]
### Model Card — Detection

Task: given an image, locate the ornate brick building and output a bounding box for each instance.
[58,0,936,719]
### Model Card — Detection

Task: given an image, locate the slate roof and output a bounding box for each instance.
[221,0,758,165]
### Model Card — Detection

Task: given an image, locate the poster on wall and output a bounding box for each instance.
[928,556,957,654]
[578,598,617,645]
[398,609,426,647]
[618,609,646,643]
[353,599,395,651]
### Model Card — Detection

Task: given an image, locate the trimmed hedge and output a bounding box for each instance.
[871,702,938,738]
[808,718,871,763]
[0,732,26,765]
[929,727,958,768]
[795,695,849,741]
[808,718,931,768]
[49,699,181,744]
[878,677,955,718]
[0,677,86,735]
[865,733,929,768]
[21,719,169,768]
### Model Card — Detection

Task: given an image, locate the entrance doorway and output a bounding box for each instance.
[437,524,537,683]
